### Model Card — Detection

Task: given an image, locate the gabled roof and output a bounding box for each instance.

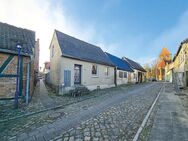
[0,22,35,56]
[55,30,114,67]
[123,57,146,72]
[173,37,188,61]
[105,52,133,72]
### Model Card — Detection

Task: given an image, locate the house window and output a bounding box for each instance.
[92,64,98,75]
[51,45,54,57]
[124,72,127,78]
[119,71,123,78]
[105,67,109,76]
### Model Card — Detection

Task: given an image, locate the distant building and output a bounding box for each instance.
[49,30,115,94]
[0,22,39,99]
[165,62,174,82]
[43,61,50,74]
[173,38,188,87]
[156,48,172,81]
[105,52,134,85]
[122,57,146,83]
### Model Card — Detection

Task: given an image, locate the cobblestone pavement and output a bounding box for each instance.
[53,83,162,141]
[0,80,131,121]
[148,83,188,141]
[0,82,162,141]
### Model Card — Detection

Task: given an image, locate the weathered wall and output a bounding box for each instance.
[0,52,34,98]
[173,42,188,87]
[34,38,40,73]
[49,32,62,89]
[60,57,115,92]
[116,70,128,85]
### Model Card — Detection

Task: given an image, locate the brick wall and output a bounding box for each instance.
[34,38,40,73]
[0,52,34,98]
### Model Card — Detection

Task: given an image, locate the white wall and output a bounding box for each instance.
[49,32,62,86]
[116,70,129,85]
[60,57,115,92]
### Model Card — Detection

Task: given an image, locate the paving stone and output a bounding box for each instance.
[69,136,74,141]
[1,83,163,141]
[84,136,91,141]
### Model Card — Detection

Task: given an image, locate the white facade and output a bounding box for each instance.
[60,57,115,91]
[116,70,129,85]
[49,32,115,94]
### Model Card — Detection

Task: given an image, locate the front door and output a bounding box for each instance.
[74,64,81,84]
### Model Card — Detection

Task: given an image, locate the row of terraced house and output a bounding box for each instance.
[0,22,146,100]
[47,30,146,94]
[166,38,188,88]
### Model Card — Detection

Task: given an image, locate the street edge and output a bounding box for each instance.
[132,85,164,141]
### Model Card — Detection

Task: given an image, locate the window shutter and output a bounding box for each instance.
[64,70,71,87]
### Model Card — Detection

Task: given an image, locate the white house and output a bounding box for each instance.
[122,57,146,83]
[43,61,50,74]
[105,52,134,85]
[49,30,115,94]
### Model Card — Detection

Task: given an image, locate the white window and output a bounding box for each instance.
[119,71,123,78]
[124,72,127,78]
[105,67,109,76]
[92,64,98,75]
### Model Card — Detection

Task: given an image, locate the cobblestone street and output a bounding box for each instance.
[0,82,163,141]
[55,83,162,141]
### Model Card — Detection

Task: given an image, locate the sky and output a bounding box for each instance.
[0,0,188,68]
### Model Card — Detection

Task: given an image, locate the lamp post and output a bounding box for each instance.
[14,43,22,109]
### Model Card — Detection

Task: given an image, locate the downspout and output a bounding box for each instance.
[114,66,117,87]
[25,60,31,104]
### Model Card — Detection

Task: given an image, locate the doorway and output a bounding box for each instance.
[74,64,81,84]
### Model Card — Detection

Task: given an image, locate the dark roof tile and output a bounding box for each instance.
[105,52,133,72]
[0,22,35,55]
[123,57,146,72]
[55,30,114,66]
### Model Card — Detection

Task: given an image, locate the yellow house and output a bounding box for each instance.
[173,38,188,87]
[165,62,174,82]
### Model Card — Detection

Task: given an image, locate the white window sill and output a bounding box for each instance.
[91,75,99,78]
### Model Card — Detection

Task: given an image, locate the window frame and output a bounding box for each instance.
[105,67,109,76]
[119,71,123,78]
[124,72,127,78]
[91,64,98,76]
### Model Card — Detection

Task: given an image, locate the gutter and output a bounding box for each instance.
[0,48,31,57]
[62,54,115,67]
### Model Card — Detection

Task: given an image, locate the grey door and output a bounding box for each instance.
[64,70,71,87]
[74,65,81,84]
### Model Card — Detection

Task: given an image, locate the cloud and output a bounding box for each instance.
[0,0,98,69]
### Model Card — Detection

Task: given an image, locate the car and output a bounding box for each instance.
[152,78,157,82]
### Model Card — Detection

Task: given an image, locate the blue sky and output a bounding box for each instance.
[1,0,188,67]
[59,0,188,64]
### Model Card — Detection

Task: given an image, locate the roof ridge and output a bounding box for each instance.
[55,29,101,49]
[54,30,114,67]
[0,21,35,34]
